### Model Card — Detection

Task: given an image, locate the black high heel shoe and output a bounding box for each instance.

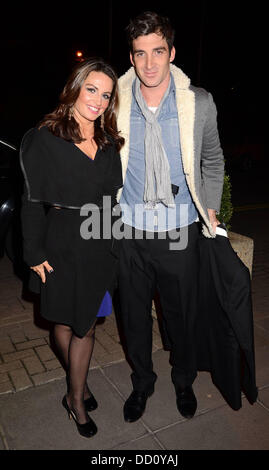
[84,391,98,412]
[62,396,97,438]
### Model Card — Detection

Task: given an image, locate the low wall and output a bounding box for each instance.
[229,231,254,276]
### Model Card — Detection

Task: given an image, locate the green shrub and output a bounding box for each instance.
[218,173,233,230]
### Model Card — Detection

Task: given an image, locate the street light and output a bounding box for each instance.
[75,50,84,62]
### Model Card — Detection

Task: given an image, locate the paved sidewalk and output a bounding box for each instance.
[0,209,269,450]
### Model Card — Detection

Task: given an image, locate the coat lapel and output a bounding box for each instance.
[170,64,194,177]
[116,68,136,200]
[171,65,212,235]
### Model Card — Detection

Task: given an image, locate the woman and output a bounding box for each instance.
[20,58,124,438]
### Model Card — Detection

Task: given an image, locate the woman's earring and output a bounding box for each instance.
[100,113,104,130]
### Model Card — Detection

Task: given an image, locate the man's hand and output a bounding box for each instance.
[30,261,54,283]
[207,208,220,233]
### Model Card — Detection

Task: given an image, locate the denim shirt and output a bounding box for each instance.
[120,74,198,231]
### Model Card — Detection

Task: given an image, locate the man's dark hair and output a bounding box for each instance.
[126,11,175,55]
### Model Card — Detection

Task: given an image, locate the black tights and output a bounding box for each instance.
[54,322,96,424]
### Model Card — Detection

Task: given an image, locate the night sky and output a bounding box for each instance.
[0,1,265,148]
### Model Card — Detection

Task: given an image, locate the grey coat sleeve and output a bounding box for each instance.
[200,93,224,213]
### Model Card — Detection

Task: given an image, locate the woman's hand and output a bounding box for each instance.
[30,261,54,283]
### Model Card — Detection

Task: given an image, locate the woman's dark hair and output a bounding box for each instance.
[126,11,175,55]
[39,57,124,152]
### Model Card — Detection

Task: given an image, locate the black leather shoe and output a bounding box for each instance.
[124,390,154,423]
[84,392,98,412]
[176,386,197,419]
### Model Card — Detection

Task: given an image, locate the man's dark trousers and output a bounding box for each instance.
[119,222,199,394]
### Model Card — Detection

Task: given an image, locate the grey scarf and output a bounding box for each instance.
[134,77,175,209]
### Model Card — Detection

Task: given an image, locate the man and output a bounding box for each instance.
[116,11,224,422]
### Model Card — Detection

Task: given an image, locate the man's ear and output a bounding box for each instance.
[170,46,176,63]
[130,51,135,66]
